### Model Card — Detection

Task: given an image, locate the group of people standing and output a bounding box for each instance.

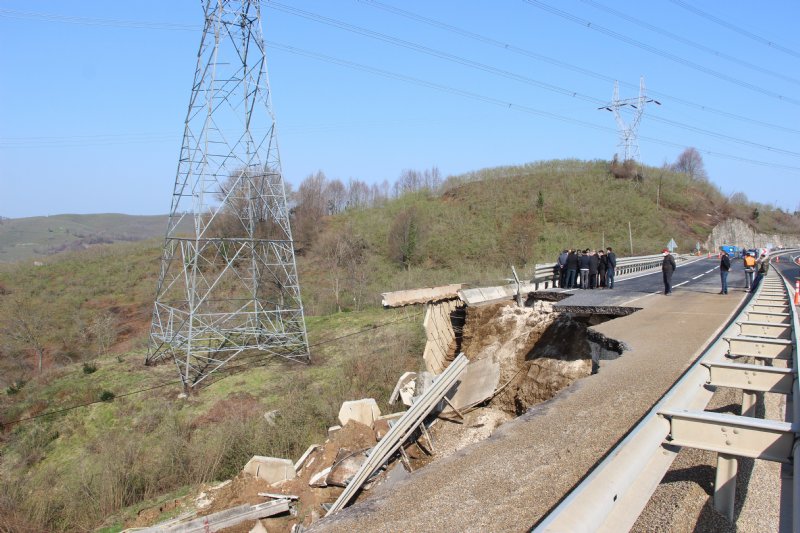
[555,247,617,290]
[719,249,770,294]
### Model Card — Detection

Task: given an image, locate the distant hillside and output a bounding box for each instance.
[295,159,800,313]
[0,213,172,263]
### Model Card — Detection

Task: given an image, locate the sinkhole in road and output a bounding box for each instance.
[459,301,632,417]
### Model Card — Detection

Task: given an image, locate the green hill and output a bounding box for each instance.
[0,213,172,263]
[1,159,798,531]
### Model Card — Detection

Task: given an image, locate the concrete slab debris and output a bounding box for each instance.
[389,371,417,406]
[338,398,382,427]
[294,444,321,473]
[259,492,299,500]
[459,283,538,306]
[242,456,296,485]
[443,355,500,412]
[381,284,464,307]
[309,466,331,488]
[327,425,341,436]
[326,449,369,487]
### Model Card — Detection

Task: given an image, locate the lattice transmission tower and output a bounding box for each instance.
[147,0,309,389]
[598,77,660,161]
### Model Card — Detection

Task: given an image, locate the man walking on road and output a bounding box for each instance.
[661,248,676,295]
[719,249,731,294]
[606,247,616,288]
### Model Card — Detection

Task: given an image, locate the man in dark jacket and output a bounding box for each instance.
[606,247,617,288]
[578,249,591,289]
[557,249,569,288]
[588,250,599,289]
[565,250,578,289]
[719,250,731,294]
[661,249,676,295]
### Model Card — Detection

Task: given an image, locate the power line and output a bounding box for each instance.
[265,3,800,160]
[266,41,800,173]
[4,3,800,141]
[0,8,198,31]
[523,0,800,106]
[667,0,800,61]
[579,0,800,86]
[357,0,800,137]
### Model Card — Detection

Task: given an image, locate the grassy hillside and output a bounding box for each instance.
[0,213,173,263]
[1,158,798,531]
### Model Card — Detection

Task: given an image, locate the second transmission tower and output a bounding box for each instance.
[599,77,660,162]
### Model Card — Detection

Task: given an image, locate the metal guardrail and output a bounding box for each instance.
[527,253,692,290]
[534,252,799,532]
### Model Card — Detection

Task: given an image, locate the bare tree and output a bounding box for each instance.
[729,191,748,205]
[3,297,50,373]
[671,147,708,181]
[318,227,368,312]
[90,311,118,356]
[325,179,346,215]
[292,171,329,249]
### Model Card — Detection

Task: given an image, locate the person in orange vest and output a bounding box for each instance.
[743,252,756,290]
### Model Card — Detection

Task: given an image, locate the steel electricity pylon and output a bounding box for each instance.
[147,0,309,389]
[598,77,660,161]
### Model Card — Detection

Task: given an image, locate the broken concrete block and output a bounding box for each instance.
[309,466,331,487]
[389,372,417,406]
[444,356,500,412]
[326,449,369,488]
[294,444,321,473]
[337,398,381,427]
[243,456,297,485]
[328,425,341,436]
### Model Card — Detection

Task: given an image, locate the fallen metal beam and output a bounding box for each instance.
[660,409,794,463]
[145,499,290,533]
[704,361,793,394]
[325,354,468,516]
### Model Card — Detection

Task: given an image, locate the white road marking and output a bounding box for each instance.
[692,275,703,280]
[674,281,689,287]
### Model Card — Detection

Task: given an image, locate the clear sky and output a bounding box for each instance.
[1,0,799,218]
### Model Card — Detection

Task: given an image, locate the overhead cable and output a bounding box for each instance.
[579,0,800,86]
[523,0,800,106]
[667,0,800,60]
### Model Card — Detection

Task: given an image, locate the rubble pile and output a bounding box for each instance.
[140,287,626,532]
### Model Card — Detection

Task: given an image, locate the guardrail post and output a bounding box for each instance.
[715,453,738,521]
[741,390,757,417]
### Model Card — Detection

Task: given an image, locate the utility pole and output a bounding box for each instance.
[599,77,660,162]
[147,0,309,390]
[628,222,634,255]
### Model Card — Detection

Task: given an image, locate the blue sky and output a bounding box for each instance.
[1,0,799,218]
